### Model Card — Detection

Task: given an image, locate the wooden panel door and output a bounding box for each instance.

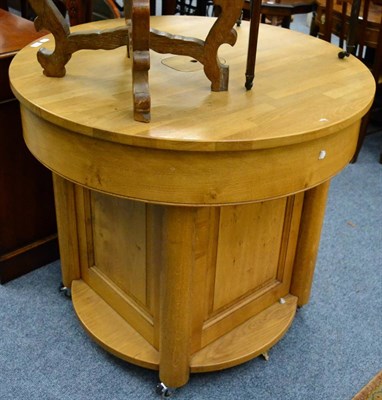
[75,189,161,347]
[197,194,304,348]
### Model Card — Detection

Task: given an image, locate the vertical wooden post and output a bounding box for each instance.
[52,173,81,287]
[159,206,196,388]
[323,0,333,42]
[290,181,330,307]
[161,0,177,14]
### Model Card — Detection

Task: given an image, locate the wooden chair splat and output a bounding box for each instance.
[125,0,151,122]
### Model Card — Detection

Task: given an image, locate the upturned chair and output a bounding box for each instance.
[26,0,244,122]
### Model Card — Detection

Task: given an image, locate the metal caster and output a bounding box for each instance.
[338,51,349,59]
[59,282,71,298]
[262,351,270,361]
[156,382,175,398]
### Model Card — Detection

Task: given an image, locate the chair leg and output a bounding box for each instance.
[309,11,319,37]
[351,112,370,163]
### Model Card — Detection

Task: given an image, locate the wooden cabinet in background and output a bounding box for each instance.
[0,9,59,283]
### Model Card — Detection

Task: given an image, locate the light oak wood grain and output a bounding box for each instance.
[11,17,375,152]
[190,294,298,372]
[72,279,159,369]
[290,181,331,306]
[213,199,287,311]
[159,206,196,387]
[52,174,80,287]
[91,194,147,306]
[72,279,297,373]
[200,194,303,348]
[19,106,364,205]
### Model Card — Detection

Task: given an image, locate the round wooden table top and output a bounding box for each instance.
[10,16,375,152]
[8,17,376,205]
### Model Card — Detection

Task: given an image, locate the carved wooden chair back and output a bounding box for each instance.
[26,0,244,122]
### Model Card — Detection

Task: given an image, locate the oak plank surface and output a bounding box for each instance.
[9,17,375,151]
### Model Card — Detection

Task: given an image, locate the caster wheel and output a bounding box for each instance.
[59,283,71,298]
[156,382,174,398]
[338,51,348,59]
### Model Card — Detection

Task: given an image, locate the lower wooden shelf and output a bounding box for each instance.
[190,294,297,372]
[71,279,159,370]
[72,279,297,373]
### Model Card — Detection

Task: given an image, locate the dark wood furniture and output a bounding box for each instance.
[314,0,381,47]
[64,0,151,25]
[243,0,316,29]
[161,0,214,15]
[0,9,59,283]
[313,0,382,161]
[4,0,67,20]
[372,0,382,82]
[339,0,382,160]
[66,0,93,25]
[63,0,152,24]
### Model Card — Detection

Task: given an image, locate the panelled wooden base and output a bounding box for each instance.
[72,279,297,373]
[54,176,306,387]
[48,172,332,388]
